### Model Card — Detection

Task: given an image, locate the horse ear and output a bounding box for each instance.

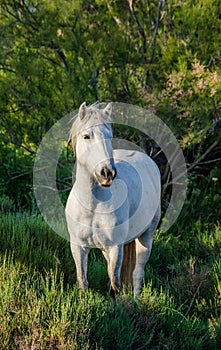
[103,102,112,120]
[79,101,87,120]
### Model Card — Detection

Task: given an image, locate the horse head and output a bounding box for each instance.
[71,102,116,187]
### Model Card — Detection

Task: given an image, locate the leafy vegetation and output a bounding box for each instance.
[0,0,220,349]
[0,0,220,203]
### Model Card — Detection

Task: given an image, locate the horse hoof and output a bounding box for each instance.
[110,287,116,299]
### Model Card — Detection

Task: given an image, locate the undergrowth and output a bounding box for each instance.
[0,207,220,349]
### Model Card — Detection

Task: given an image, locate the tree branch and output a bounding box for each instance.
[187,140,219,173]
[146,0,165,87]
[21,143,66,169]
[165,140,220,187]
[50,41,69,70]
[0,66,16,74]
[150,0,165,61]
[128,0,146,54]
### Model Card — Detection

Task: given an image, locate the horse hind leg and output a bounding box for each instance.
[70,243,90,290]
[133,238,152,298]
[133,206,160,298]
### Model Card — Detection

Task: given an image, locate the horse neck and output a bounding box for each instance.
[75,161,95,205]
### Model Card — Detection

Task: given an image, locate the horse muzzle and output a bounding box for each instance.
[95,165,117,187]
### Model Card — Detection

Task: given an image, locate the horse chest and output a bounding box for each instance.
[66,191,129,248]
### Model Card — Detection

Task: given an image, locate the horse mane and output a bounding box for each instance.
[68,117,80,156]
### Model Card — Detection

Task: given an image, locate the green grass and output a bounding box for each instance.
[0,210,220,349]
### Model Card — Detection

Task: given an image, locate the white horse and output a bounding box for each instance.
[65,102,161,298]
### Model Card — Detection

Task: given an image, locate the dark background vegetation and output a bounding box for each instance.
[0,1,220,349]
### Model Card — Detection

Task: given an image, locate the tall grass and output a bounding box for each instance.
[0,208,220,349]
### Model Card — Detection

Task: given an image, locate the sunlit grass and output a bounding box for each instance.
[0,210,220,349]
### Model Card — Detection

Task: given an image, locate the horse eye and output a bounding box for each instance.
[83,134,90,139]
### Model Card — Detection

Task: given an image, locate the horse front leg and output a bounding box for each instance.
[70,243,90,289]
[103,245,123,297]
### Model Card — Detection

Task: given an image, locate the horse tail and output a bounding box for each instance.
[120,241,136,289]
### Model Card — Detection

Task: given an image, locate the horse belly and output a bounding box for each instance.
[124,173,159,237]
[113,151,161,242]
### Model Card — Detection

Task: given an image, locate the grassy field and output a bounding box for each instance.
[0,199,220,349]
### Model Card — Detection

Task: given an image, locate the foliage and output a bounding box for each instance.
[157,59,221,147]
[0,0,220,205]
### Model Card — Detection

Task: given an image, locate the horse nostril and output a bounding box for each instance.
[101,166,108,179]
[101,166,115,180]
